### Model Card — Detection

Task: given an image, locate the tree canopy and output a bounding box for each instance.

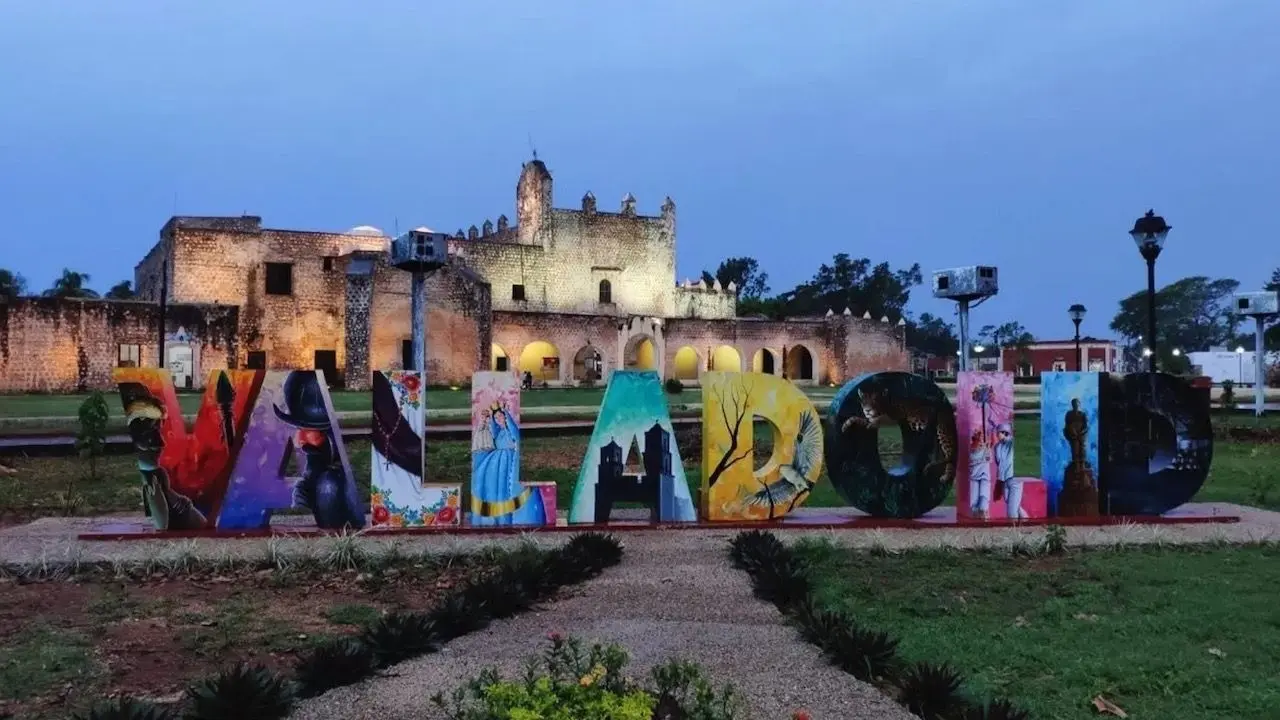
[104,281,135,300]
[777,254,922,319]
[0,269,26,300]
[1109,275,1240,353]
[42,269,99,299]
[905,312,958,357]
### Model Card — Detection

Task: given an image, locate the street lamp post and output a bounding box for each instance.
[1068,304,1087,371]
[1129,210,1171,373]
[1236,345,1246,384]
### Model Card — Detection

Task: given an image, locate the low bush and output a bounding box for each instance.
[729,530,1030,720]
[432,634,745,720]
[72,697,172,720]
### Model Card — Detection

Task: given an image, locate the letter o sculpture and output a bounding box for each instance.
[824,372,958,518]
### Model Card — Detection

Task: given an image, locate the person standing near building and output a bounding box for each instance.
[992,423,1024,518]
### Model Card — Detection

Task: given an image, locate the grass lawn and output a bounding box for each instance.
[794,541,1280,720]
[3,416,1278,522]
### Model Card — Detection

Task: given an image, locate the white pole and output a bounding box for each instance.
[1256,317,1267,417]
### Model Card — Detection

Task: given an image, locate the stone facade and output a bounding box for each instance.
[0,298,238,393]
[0,159,909,393]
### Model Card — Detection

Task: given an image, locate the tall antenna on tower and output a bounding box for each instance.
[393,217,399,237]
[528,133,537,160]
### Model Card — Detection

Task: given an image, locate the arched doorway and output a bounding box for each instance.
[491,343,510,372]
[625,335,657,370]
[573,345,603,383]
[518,340,560,384]
[710,345,741,372]
[785,345,814,381]
[672,346,700,381]
[751,348,777,374]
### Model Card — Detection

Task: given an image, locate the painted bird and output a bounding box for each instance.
[744,408,823,511]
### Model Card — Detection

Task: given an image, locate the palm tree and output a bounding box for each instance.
[42,269,99,299]
[104,280,135,299]
[0,269,26,300]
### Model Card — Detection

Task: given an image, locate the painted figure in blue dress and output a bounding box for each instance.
[470,401,545,526]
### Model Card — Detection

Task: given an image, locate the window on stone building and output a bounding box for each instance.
[265,263,293,296]
[118,344,141,368]
[598,279,612,304]
[401,339,414,370]
[322,256,335,272]
[512,284,526,301]
[247,351,267,369]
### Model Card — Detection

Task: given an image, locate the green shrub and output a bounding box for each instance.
[293,638,377,698]
[433,635,742,720]
[1221,379,1237,410]
[76,390,110,481]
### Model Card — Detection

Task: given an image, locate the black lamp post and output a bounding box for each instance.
[1129,210,1171,373]
[1068,304,1087,371]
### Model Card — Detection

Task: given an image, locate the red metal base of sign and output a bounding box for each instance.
[76,507,1239,542]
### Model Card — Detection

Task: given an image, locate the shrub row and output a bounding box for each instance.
[728,530,1030,720]
[74,532,625,720]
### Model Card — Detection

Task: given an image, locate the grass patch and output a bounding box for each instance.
[794,541,1280,719]
[0,624,97,701]
[324,603,382,627]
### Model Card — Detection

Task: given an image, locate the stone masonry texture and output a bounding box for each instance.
[0,160,906,392]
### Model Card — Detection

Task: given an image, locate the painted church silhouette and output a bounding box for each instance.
[593,422,681,522]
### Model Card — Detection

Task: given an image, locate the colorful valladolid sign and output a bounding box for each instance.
[112,368,1214,532]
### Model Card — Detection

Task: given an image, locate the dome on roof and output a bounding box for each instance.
[346,225,385,236]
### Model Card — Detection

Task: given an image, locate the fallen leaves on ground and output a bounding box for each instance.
[1091,695,1128,717]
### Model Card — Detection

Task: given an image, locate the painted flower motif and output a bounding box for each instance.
[371,492,384,506]
[389,514,405,528]
[372,505,391,524]
[436,506,457,525]
[972,384,994,405]
[792,711,812,720]
[424,512,437,525]
[445,493,460,508]
[407,391,420,405]
[402,374,421,392]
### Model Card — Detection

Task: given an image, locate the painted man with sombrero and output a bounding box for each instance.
[119,383,207,531]
[274,371,364,529]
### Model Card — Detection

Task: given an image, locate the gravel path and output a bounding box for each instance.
[288,530,914,720]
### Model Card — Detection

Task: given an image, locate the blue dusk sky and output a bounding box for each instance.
[2,1,1277,339]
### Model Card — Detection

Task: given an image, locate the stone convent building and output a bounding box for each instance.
[0,159,909,393]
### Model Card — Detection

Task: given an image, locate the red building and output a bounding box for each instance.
[1001,339,1119,376]
[917,338,1120,379]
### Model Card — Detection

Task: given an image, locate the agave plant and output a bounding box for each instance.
[359,611,443,668]
[72,697,171,720]
[185,664,294,720]
[427,590,491,641]
[293,638,378,698]
[790,599,848,647]
[563,531,624,567]
[747,553,810,609]
[895,661,967,719]
[728,529,785,569]
[821,622,900,682]
[959,698,1031,720]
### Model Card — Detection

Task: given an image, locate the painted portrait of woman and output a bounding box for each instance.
[470,401,544,525]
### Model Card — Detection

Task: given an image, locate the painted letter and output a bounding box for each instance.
[369,370,460,527]
[569,370,696,524]
[701,371,823,521]
[219,371,363,530]
[469,371,547,526]
[114,368,262,530]
[824,371,956,518]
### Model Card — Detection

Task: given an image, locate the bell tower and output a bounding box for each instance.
[516,158,553,248]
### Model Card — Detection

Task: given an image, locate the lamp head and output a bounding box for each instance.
[1129,209,1171,257]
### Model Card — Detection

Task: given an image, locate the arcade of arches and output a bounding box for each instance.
[489,339,818,386]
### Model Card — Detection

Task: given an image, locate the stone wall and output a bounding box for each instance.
[365,259,492,387]
[0,298,238,393]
